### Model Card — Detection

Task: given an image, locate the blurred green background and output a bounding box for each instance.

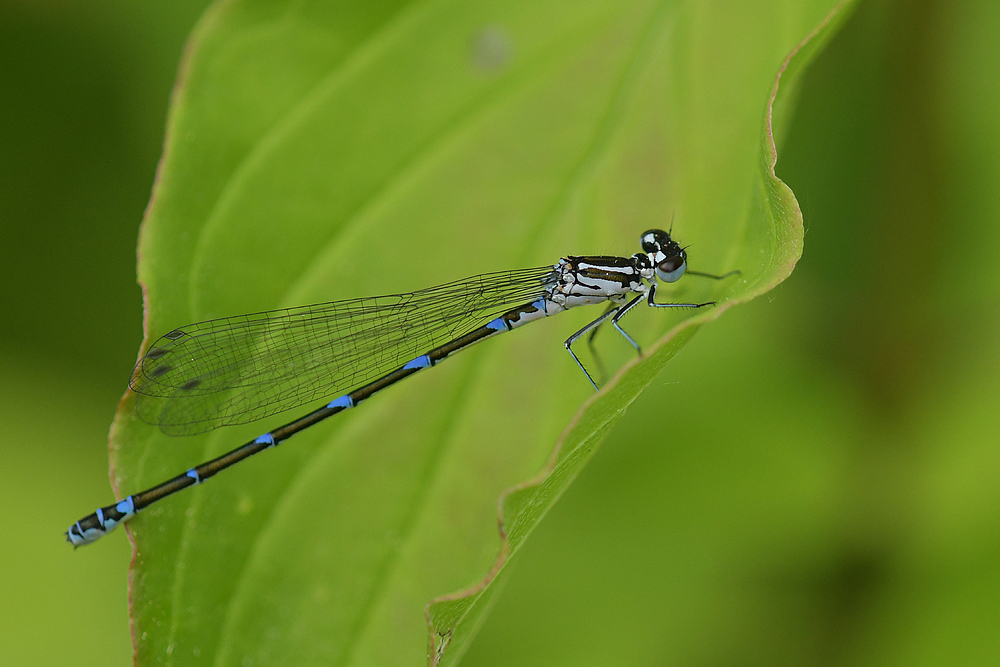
[2,0,998,665]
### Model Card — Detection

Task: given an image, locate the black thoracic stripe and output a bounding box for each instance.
[564,256,637,290]
[578,267,634,286]
[569,255,633,268]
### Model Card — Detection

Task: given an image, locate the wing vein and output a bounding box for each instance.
[130,266,557,435]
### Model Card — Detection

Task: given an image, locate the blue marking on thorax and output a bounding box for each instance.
[403,354,432,370]
[96,508,105,526]
[531,299,549,314]
[326,395,354,409]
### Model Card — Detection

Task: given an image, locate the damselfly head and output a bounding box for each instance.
[640,229,688,283]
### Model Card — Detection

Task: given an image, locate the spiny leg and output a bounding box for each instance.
[608,293,646,357]
[602,283,718,371]
[565,305,621,391]
[646,281,716,309]
[585,303,619,384]
[645,266,739,312]
[568,283,719,391]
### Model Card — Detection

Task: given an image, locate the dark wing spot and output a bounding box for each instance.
[150,364,172,378]
[163,329,185,340]
[145,347,168,360]
[181,379,201,391]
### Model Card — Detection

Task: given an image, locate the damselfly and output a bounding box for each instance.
[67,229,737,546]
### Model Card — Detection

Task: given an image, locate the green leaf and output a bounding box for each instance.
[112,0,856,664]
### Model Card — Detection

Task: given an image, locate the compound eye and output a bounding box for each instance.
[655,255,686,283]
[640,229,666,253]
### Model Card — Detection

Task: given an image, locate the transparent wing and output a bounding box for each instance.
[131,266,557,435]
